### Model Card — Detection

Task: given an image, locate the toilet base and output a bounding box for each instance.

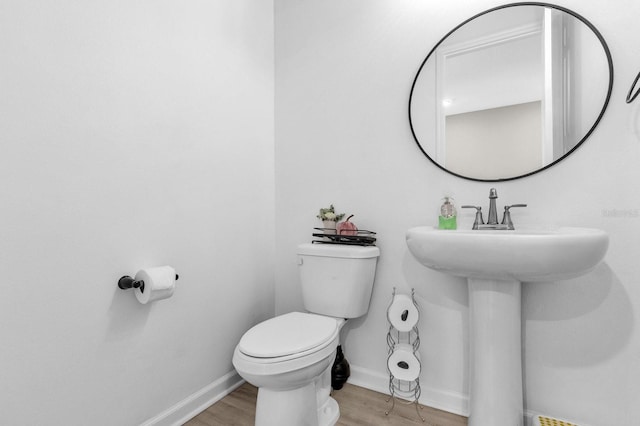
[253,363,339,426]
[255,384,339,426]
[256,382,315,426]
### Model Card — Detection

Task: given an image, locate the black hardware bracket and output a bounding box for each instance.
[118,276,145,293]
[627,70,640,103]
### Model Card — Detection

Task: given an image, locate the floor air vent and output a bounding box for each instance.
[534,414,579,426]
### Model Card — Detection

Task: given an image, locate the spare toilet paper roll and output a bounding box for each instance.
[387,343,421,382]
[387,294,419,332]
[134,266,176,304]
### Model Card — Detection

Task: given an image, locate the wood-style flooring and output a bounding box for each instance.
[184,382,467,426]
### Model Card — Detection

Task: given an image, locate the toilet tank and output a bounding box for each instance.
[297,243,380,318]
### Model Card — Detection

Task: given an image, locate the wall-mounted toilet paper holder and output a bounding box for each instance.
[118,273,179,293]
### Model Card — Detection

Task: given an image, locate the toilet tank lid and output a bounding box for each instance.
[297,243,380,258]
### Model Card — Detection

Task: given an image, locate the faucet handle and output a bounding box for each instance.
[501,204,527,230]
[461,205,484,230]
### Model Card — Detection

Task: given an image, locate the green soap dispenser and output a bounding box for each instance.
[439,196,457,230]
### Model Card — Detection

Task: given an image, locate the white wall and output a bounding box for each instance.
[274,1,640,425]
[3,1,639,425]
[0,1,274,425]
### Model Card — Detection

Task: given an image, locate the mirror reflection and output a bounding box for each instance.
[409,3,613,181]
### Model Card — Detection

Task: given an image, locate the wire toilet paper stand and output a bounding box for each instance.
[385,287,424,422]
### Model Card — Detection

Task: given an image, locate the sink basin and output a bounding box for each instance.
[406,226,609,282]
[406,225,608,425]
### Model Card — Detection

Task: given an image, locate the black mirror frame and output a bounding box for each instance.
[408,2,614,182]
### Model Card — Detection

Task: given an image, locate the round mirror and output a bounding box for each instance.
[409,2,613,181]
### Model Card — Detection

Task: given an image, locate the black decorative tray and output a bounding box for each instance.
[312,228,377,246]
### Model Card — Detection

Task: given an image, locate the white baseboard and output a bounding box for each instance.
[347,365,469,417]
[147,366,588,426]
[140,370,244,426]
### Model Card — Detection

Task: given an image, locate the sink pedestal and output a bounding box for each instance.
[468,278,523,426]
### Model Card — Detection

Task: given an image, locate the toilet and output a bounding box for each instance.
[232,243,380,426]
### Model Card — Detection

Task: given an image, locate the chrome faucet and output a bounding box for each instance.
[462,188,527,230]
[487,188,499,225]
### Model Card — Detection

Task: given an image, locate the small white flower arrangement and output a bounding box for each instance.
[317,204,345,222]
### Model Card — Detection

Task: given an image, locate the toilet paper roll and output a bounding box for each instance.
[387,343,421,382]
[387,294,419,332]
[134,266,176,304]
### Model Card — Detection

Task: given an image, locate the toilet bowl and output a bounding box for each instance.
[233,312,345,426]
[232,243,380,426]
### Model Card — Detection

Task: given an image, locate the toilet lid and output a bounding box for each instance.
[238,312,339,358]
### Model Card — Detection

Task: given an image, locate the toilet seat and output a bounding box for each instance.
[238,312,340,363]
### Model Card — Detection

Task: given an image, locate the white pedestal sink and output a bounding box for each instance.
[406,226,609,426]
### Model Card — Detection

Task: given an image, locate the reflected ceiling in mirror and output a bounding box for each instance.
[409,2,613,181]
